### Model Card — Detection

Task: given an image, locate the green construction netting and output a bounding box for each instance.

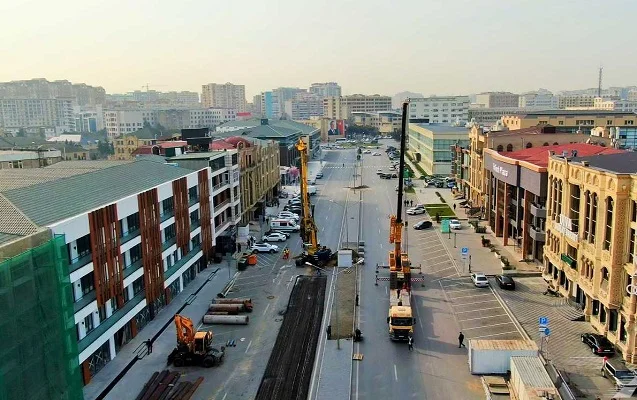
[0,234,83,400]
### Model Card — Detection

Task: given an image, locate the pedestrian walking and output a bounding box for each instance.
[327,325,332,340]
[453,203,456,211]
[356,294,359,306]
[458,332,465,348]
[145,339,153,354]
[410,200,413,207]
[408,336,413,351]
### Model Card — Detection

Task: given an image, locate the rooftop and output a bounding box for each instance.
[411,123,469,133]
[510,356,554,389]
[169,151,230,160]
[505,143,624,168]
[570,151,637,173]
[0,160,196,234]
[217,124,300,139]
[515,110,637,117]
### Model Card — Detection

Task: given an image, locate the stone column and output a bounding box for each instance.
[503,182,510,246]
[522,189,531,261]
[495,179,502,237]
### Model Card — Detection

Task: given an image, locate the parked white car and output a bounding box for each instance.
[471,273,489,288]
[373,152,381,156]
[449,219,462,230]
[363,150,372,154]
[406,206,426,215]
[250,243,279,253]
[262,232,287,242]
[278,212,300,222]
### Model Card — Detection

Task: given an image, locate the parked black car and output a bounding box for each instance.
[495,275,515,290]
[582,333,616,356]
[413,220,433,230]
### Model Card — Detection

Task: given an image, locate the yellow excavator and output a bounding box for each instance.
[386,102,416,341]
[167,315,225,367]
[294,138,333,267]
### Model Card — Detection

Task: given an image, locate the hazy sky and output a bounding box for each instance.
[1,0,635,98]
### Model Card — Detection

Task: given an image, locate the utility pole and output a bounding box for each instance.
[598,66,603,98]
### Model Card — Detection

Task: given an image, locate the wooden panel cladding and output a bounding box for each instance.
[172,177,190,256]
[88,204,125,308]
[138,189,164,305]
[198,169,213,260]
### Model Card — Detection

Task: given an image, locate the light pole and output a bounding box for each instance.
[329,199,351,247]
[308,258,364,350]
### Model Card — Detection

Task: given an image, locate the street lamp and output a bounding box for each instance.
[307,258,364,350]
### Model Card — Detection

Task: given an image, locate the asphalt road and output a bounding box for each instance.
[349,142,486,400]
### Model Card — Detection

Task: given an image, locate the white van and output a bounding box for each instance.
[308,185,317,196]
[270,219,300,232]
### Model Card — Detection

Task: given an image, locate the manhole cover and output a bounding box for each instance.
[267,295,275,299]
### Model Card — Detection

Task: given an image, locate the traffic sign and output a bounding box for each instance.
[461,247,469,260]
[544,327,551,336]
[539,316,548,325]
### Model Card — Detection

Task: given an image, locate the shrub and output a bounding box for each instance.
[500,256,510,267]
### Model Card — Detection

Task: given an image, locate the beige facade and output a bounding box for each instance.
[112,134,156,161]
[201,82,246,112]
[475,92,519,108]
[352,111,401,134]
[502,111,637,131]
[0,150,62,169]
[462,124,611,209]
[323,94,391,119]
[558,95,595,109]
[543,153,637,362]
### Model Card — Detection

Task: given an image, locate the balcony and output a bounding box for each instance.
[69,252,92,273]
[120,228,140,245]
[528,225,546,242]
[530,203,547,219]
[73,290,97,313]
[561,253,577,269]
[162,236,177,251]
[213,181,229,192]
[190,220,201,230]
[77,291,146,353]
[165,244,202,279]
[123,258,143,279]
[160,210,174,223]
[214,198,230,210]
[189,197,198,207]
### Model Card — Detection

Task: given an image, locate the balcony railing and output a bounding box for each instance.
[161,210,174,222]
[213,181,229,191]
[73,290,97,313]
[163,236,177,251]
[165,245,202,279]
[528,225,546,242]
[69,252,92,273]
[214,199,230,209]
[77,292,146,353]
[529,203,547,219]
[561,253,577,269]
[189,197,198,207]
[190,220,201,230]
[121,228,140,245]
[123,258,143,279]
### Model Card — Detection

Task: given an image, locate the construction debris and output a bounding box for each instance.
[135,370,203,400]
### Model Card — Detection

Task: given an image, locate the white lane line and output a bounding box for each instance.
[471,330,520,339]
[455,306,503,314]
[222,393,227,400]
[457,314,508,323]
[448,292,495,300]
[427,254,450,261]
[430,266,456,273]
[245,340,252,354]
[394,364,398,381]
[385,286,388,295]
[262,302,271,316]
[443,287,478,294]
[433,273,462,282]
[462,322,515,331]
[452,299,499,307]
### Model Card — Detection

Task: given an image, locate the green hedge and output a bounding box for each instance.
[424,204,456,217]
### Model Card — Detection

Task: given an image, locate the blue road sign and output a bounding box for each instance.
[461,247,469,255]
[544,327,551,336]
[539,317,549,325]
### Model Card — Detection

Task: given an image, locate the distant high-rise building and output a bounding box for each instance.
[558,95,596,109]
[201,82,246,112]
[252,94,262,115]
[285,93,323,120]
[518,89,558,109]
[408,96,470,124]
[323,94,392,119]
[309,82,341,98]
[0,98,75,134]
[474,92,519,108]
[0,78,105,106]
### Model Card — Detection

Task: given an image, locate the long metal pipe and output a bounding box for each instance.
[208,304,245,314]
[202,315,249,325]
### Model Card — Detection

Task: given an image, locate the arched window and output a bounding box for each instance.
[601,267,609,282]
[506,144,513,152]
[553,142,559,145]
[526,142,533,149]
[543,142,549,146]
[496,145,504,152]
[604,197,614,250]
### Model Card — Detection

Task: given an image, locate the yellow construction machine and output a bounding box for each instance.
[167,314,225,367]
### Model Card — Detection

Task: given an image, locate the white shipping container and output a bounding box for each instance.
[468,340,538,375]
[509,356,558,400]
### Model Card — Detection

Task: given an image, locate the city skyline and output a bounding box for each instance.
[2,0,636,99]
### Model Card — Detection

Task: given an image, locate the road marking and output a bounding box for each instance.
[471,330,520,339]
[455,306,503,314]
[221,393,227,400]
[394,364,398,381]
[430,265,456,273]
[433,273,461,282]
[443,287,478,294]
[457,314,508,323]
[427,254,449,261]
[245,340,252,354]
[262,302,271,316]
[448,292,495,300]
[489,286,528,340]
[452,299,499,307]
[462,322,516,331]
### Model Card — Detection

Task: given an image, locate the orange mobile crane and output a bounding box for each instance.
[386,102,416,341]
[294,138,332,267]
[167,315,225,367]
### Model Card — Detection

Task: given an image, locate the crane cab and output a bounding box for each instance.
[193,331,213,354]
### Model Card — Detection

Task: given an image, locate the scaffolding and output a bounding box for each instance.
[0,234,83,400]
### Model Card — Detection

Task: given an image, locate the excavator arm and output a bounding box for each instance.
[174,314,195,346]
[295,138,319,254]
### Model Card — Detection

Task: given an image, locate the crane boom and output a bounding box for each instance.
[295,138,318,253]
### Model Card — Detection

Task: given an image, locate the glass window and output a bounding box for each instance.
[604,197,613,250]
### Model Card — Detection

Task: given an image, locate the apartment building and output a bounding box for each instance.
[593,97,637,113]
[408,96,470,124]
[483,144,621,264]
[518,90,559,109]
[103,110,156,139]
[309,82,341,98]
[468,107,527,126]
[457,124,612,210]
[0,98,75,134]
[475,92,520,108]
[543,151,637,363]
[352,111,402,134]
[0,149,62,169]
[0,78,106,106]
[113,129,157,160]
[0,158,239,384]
[558,95,596,109]
[323,94,392,119]
[201,83,246,112]
[74,108,104,133]
[408,123,469,175]
[284,93,323,120]
[501,110,637,132]
[210,137,280,223]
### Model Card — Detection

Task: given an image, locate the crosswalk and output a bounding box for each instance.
[323,165,393,169]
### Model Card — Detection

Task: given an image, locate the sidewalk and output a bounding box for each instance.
[83,260,235,400]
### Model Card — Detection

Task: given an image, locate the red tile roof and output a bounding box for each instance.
[209,140,236,150]
[504,143,625,168]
